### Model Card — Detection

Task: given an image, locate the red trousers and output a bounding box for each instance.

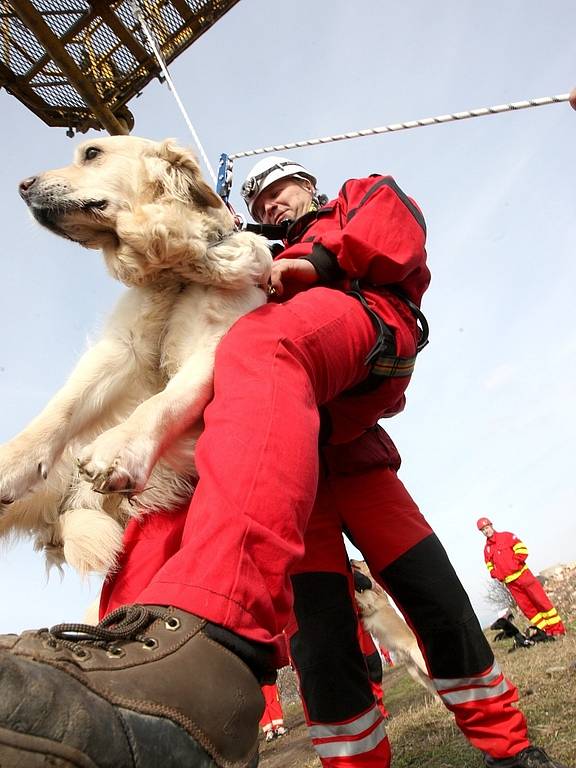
[506,570,565,636]
[259,683,285,734]
[287,466,530,765]
[100,287,413,647]
[99,286,531,765]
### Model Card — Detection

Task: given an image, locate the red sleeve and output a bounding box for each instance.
[511,534,529,564]
[308,176,429,300]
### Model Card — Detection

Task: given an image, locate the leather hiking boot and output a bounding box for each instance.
[0,604,264,768]
[484,746,572,768]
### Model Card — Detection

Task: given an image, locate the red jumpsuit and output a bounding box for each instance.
[100,175,533,765]
[484,531,565,636]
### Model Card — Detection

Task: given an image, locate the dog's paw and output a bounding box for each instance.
[77,426,155,496]
[0,437,52,507]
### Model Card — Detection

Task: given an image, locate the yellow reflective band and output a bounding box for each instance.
[529,612,544,624]
[545,615,562,626]
[486,562,494,570]
[504,565,528,583]
[541,608,558,618]
[513,542,527,552]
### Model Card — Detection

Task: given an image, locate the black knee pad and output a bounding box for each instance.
[290,572,374,722]
[380,534,494,678]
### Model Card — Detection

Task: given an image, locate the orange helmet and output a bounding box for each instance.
[476,517,492,530]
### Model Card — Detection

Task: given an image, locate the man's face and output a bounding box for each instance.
[481,524,494,538]
[253,177,313,225]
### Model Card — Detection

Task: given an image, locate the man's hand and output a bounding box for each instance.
[270,258,319,297]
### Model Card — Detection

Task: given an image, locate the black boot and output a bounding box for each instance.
[484,746,572,768]
[0,604,264,767]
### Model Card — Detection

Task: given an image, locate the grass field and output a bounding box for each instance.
[385,630,576,767]
[260,625,576,768]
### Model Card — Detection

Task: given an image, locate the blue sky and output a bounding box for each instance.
[1,0,575,633]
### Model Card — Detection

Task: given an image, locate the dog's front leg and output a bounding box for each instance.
[77,346,216,496]
[77,283,264,497]
[77,281,267,497]
[0,339,138,507]
[0,292,153,508]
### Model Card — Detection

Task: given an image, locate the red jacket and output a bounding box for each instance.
[280,174,430,308]
[273,175,431,443]
[483,531,529,583]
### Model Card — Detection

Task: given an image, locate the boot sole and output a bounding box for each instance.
[0,725,97,767]
[0,725,259,768]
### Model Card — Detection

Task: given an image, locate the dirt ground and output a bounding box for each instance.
[257,665,421,768]
[258,702,319,768]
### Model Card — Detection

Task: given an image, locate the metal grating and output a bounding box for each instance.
[0,0,239,134]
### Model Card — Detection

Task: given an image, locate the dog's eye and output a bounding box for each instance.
[83,146,102,162]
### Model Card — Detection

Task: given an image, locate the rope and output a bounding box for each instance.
[229,93,570,160]
[131,1,217,184]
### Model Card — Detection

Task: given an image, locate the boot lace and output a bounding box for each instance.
[41,604,174,657]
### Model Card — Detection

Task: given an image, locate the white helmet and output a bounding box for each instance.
[240,156,317,220]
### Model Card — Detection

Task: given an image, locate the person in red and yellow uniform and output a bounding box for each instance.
[260,682,288,742]
[477,518,565,637]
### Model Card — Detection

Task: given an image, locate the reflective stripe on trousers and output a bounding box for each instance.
[434,662,512,706]
[309,702,389,763]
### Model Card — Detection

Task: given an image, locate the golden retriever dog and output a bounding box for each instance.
[0,136,272,576]
[351,559,437,695]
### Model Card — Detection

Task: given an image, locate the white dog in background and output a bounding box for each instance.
[352,559,437,696]
[0,136,271,576]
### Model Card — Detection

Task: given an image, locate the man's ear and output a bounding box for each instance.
[153,139,223,210]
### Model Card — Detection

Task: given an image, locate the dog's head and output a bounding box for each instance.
[354,585,381,619]
[351,559,386,618]
[19,137,233,284]
[490,617,519,636]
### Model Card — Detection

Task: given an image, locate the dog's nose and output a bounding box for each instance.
[19,176,37,199]
[353,570,373,593]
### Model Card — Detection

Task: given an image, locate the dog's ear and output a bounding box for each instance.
[152,139,223,210]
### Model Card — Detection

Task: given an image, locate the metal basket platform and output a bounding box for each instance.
[0,0,239,134]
